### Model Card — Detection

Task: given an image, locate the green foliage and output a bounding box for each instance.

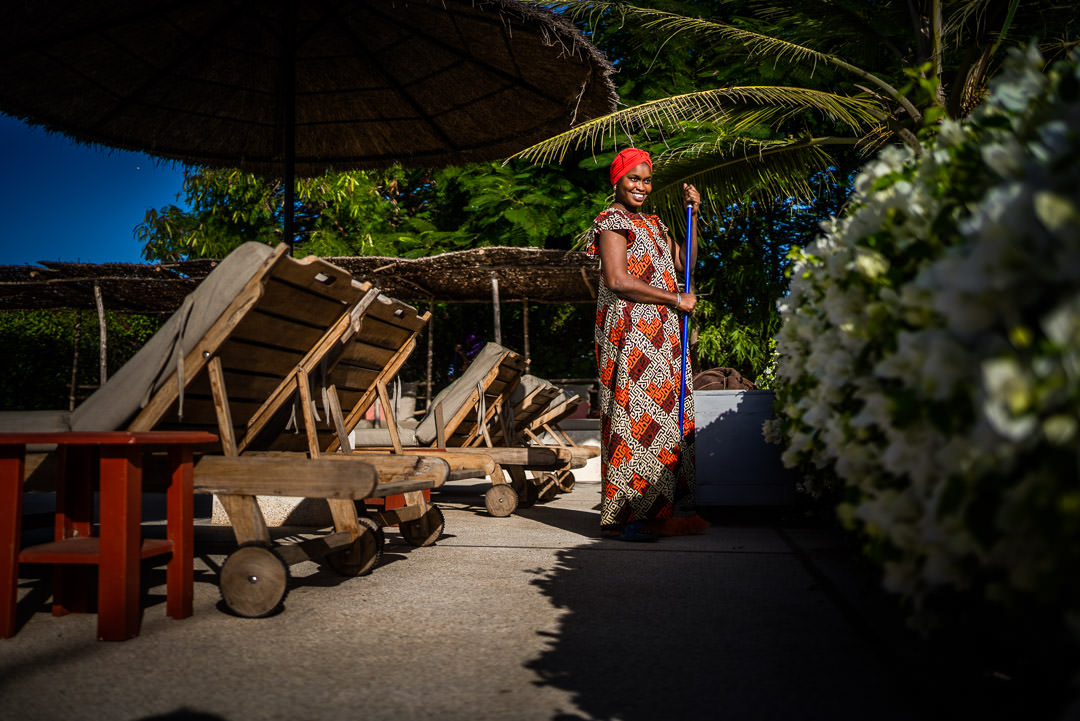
[0,311,164,410]
[381,160,611,253]
[136,167,405,261]
[519,0,1080,210]
[137,160,613,263]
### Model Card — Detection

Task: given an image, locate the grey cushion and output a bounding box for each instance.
[508,374,552,407]
[414,342,510,446]
[68,242,277,431]
[351,426,418,448]
[0,410,72,433]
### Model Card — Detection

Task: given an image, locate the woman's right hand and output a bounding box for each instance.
[676,292,697,313]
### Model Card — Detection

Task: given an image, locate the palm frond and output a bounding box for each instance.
[1041,35,1080,62]
[646,136,858,227]
[747,0,908,62]
[946,0,998,45]
[507,86,881,165]
[527,0,922,123]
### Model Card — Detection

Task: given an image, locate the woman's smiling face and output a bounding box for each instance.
[614,162,652,210]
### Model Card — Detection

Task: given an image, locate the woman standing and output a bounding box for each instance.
[587,147,707,541]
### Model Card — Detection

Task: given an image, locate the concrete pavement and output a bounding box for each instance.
[0,479,1067,721]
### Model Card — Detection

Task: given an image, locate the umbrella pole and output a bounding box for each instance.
[284,150,295,254]
[281,1,296,255]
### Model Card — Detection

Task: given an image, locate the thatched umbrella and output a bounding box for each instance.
[0,0,616,248]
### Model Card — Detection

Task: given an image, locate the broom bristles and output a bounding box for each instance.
[648,514,710,537]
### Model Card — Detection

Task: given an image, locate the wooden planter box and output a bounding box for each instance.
[693,390,795,506]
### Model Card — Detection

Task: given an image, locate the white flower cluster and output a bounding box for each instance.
[768,47,1080,615]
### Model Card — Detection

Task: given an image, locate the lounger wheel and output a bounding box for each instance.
[484,484,518,517]
[219,543,290,618]
[520,477,541,508]
[400,504,445,547]
[510,474,534,509]
[324,517,384,577]
[530,472,560,502]
[538,477,560,503]
[554,470,576,493]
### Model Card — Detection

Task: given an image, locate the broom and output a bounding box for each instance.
[650,201,709,537]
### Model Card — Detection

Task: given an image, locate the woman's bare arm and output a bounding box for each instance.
[598,229,697,313]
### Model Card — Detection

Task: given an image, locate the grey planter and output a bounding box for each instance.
[693,390,796,506]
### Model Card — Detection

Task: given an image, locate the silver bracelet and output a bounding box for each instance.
[674,292,681,309]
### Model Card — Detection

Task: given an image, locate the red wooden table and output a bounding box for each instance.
[0,431,217,641]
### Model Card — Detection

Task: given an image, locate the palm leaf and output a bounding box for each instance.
[508,86,881,165]
[532,0,919,120]
[646,136,858,227]
[747,0,909,62]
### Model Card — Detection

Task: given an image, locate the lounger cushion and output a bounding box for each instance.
[414,342,510,446]
[351,426,418,448]
[0,410,72,432]
[70,242,277,431]
[508,374,554,407]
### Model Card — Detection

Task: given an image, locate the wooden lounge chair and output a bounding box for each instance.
[6,242,450,618]
[224,287,493,546]
[500,374,562,443]
[516,381,598,499]
[350,342,585,517]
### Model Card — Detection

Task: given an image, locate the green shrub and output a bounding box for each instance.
[0,310,163,410]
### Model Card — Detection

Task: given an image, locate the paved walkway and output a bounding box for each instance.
[1,480,1073,721]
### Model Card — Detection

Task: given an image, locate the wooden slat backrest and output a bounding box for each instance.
[222,289,431,455]
[135,247,369,455]
[527,394,584,431]
[323,294,431,452]
[446,351,525,448]
[491,384,561,444]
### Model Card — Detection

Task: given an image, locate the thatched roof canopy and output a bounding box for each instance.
[0,247,600,312]
[329,247,599,304]
[0,261,198,312]
[0,0,616,176]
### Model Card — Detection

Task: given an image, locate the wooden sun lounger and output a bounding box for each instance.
[254,298,531,519]
[518,384,599,499]
[212,286,492,549]
[349,342,583,517]
[108,243,451,616]
[489,374,598,502]
[3,243,453,621]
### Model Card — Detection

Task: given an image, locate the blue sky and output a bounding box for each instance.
[0,113,188,266]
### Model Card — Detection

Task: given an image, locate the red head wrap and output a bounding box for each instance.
[609,148,652,185]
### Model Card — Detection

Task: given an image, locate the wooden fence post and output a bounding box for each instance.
[69,311,82,411]
[94,283,107,385]
[490,272,501,345]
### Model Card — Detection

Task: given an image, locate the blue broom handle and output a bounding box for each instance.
[679,203,693,436]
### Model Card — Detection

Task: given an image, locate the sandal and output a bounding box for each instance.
[606,520,659,542]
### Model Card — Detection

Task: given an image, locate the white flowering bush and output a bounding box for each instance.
[767,47,1080,627]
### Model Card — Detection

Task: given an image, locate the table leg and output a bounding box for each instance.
[53,446,96,616]
[0,445,25,638]
[97,446,142,641]
[166,445,193,620]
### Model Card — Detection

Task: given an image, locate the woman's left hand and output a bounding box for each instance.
[683,183,701,211]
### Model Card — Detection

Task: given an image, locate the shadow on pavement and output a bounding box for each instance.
[523,540,924,719]
[519,503,1078,721]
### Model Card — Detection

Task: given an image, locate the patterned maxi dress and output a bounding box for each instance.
[587,208,696,528]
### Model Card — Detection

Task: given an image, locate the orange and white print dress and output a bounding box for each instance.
[587,208,696,529]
